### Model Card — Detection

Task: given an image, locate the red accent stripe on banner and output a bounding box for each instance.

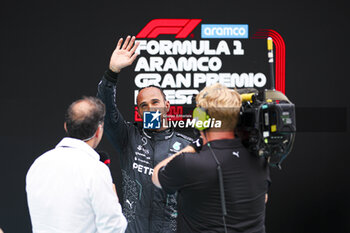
[136,19,202,38]
[252,29,286,94]
[147,27,183,38]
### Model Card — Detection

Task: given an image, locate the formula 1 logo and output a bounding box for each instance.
[136,19,202,38]
[143,111,161,129]
[135,19,248,40]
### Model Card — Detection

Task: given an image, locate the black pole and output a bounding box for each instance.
[267,37,275,90]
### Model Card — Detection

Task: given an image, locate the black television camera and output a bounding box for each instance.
[236,88,296,169]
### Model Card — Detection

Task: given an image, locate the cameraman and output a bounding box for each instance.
[152,83,270,233]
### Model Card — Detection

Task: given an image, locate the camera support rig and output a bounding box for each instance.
[236,38,296,169]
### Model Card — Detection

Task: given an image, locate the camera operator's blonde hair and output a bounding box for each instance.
[196,83,242,130]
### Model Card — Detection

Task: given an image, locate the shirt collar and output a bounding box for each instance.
[55,137,100,160]
[202,138,243,150]
[142,128,174,141]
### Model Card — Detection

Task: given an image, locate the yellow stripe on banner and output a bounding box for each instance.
[267,37,273,50]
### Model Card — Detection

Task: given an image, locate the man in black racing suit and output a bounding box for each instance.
[97,36,192,233]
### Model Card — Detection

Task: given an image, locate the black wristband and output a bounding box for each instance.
[104,68,119,83]
[189,138,203,153]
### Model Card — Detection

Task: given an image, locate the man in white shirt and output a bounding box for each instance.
[26,96,127,233]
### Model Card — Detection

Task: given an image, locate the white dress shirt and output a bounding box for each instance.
[26,137,127,233]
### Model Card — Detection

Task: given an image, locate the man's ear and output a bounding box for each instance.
[165,100,170,113]
[137,107,142,120]
[95,124,102,138]
[64,122,67,133]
